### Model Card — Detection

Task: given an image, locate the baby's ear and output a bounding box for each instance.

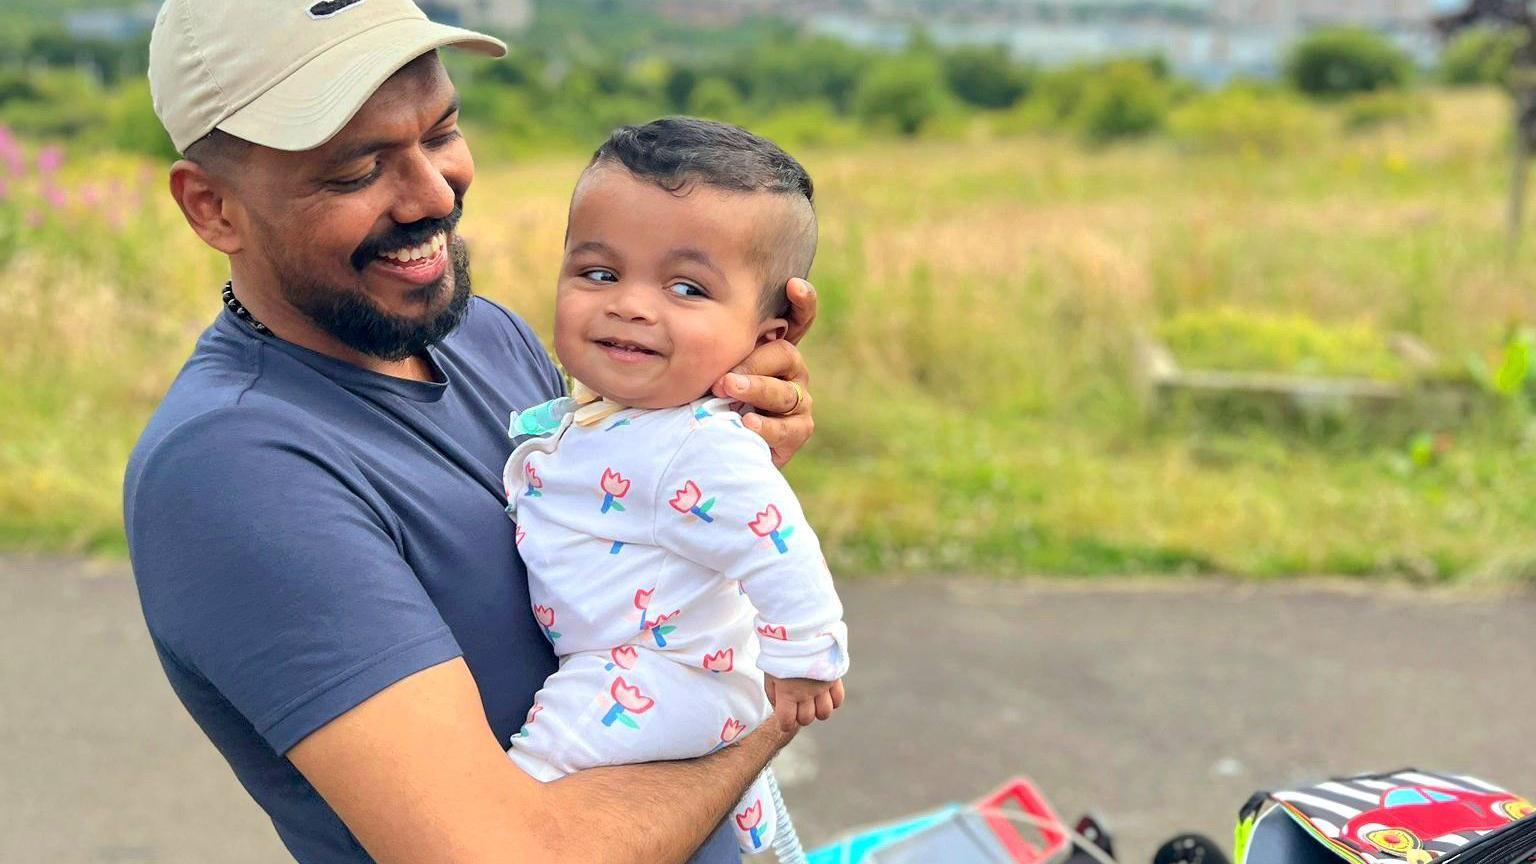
[757,317,789,346]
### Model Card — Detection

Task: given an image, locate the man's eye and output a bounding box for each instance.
[667,281,706,298]
[332,165,381,190]
[426,128,462,149]
[581,268,618,283]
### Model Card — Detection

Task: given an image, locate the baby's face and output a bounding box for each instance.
[553,166,789,409]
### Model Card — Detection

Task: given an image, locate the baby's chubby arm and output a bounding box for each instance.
[653,410,851,719]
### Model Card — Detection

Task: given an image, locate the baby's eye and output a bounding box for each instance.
[581,268,618,284]
[667,281,706,298]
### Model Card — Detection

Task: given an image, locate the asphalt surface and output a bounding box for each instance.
[6,555,1535,863]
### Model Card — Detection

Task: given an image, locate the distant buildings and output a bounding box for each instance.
[775,0,1451,82]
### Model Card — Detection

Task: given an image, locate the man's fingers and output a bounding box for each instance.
[796,698,816,727]
[814,691,834,721]
[783,277,818,345]
[722,339,808,396]
[830,680,845,709]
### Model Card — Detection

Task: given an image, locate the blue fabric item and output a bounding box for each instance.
[124,297,738,864]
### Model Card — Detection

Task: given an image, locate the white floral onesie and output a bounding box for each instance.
[500,394,849,852]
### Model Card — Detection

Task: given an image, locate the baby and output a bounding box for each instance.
[500,117,849,856]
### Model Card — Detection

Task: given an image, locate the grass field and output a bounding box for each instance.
[3,89,1535,580]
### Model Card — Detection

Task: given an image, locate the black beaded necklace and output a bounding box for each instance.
[221,280,271,335]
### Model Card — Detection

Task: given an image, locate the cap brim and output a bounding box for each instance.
[217,18,506,152]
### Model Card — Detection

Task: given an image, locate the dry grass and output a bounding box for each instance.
[3,89,1535,578]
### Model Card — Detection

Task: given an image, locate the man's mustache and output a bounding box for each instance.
[351,202,463,271]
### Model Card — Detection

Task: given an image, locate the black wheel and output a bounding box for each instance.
[1153,833,1232,864]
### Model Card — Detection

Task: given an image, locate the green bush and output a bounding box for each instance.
[1167,85,1325,154]
[1071,60,1169,143]
[942,45,1031,109]
[853,56,949,136]
[686,77,744,120]
[1285,27,1413,98]
[1438,26,1518,87]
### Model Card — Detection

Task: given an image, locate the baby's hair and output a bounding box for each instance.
[588,116,817,320]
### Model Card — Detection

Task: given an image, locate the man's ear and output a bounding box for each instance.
[756,317,789,346]
[169,160,244,255]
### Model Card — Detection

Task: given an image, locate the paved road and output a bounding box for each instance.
[6,555,1535,863]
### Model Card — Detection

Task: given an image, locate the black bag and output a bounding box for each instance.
[1235,769,1536,864]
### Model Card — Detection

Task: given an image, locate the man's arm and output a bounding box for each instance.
[289,656,788,864]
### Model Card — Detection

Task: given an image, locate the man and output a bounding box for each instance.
[124,2,821,862]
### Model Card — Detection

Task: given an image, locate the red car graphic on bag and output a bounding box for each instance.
[1340,785,1535,857]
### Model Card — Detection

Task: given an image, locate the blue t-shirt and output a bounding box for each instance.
[124,297,738,863]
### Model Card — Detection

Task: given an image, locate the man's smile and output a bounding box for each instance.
[368,230,449,286]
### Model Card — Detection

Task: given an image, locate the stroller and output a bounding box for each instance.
[795,768,1536,864]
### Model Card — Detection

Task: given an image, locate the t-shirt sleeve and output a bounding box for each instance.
[651,413,849,682]
[128,407,463,755]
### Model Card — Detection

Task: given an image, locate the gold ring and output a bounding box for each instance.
[788,382,804,413]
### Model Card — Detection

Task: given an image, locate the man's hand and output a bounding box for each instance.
[713,277,817,467]
[763,674,845,732]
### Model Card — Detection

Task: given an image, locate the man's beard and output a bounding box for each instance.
[278,235,473,362]
[262,202,473,362]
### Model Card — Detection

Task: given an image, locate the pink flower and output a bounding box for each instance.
[41,184,67,210]
[702,649,734,673]
[610,646,639,670]
[600,468,630,498]
[78,183,102,207]
[0,126,21,174]
[757,623,788,641]
[736,801,763,832]
[720,717,747,745]
[670,480,703,513]
[748,505,782,538]
[610,677,655,714]
[525,463,542,488]
[36,145,63,175]
[525,704,542,725]
[634,587,653,610]
[533,605,556,628]
[650,610,679,629]
[515,527,526,546]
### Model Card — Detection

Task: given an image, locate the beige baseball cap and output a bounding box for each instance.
[149,0,506,153]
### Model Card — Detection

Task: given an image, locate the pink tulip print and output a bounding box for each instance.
[599,468,630,513]
[602,677,655,729]
[701,648,734,673]
[533,604,561,641]
[604,645,639,671]
[634,587,654,632]
[712,717,747,752]
[736,800,766,850]
[515,703,542,737]
[668,480,716,523]
[646,610,680,648]
[747,504,794,554]
[514,526,526,547]
[757,623,788,641]
[523,463,543,497]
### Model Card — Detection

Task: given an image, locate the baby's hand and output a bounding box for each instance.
[764,675,846,732]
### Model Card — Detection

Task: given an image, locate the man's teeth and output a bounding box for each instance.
[378,232,446,263]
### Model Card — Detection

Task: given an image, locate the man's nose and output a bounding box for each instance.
[389,147,457,226]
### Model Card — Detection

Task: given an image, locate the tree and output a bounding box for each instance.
[942,45,1031,109]
[1285,28,1413,97]
[1439,25,1518,86]
[853,57,948,136]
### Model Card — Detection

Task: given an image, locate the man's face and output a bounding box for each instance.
[231,53,474,360]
